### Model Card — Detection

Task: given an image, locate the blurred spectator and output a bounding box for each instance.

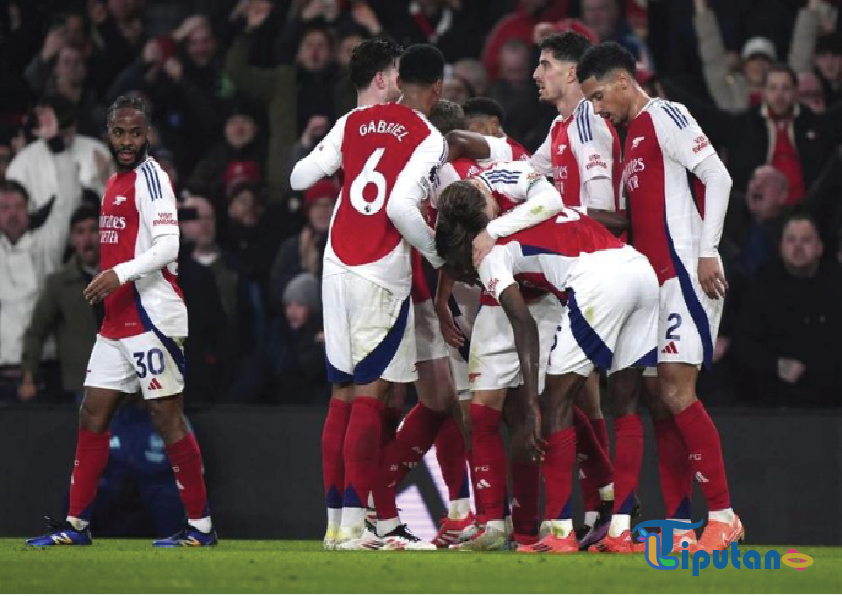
[722,64,836,206]
[336,23,370,68]
[483,0,569,82]
[533,18,599,46]
[443,75,474,104]
[150,146,180,196]
[7,96,110,211]
[187,99,266,205]
[581,0,652,70]
[0,124,16,182]
[180,195,263,389]
[813,34,842,105]
[453,58,489,96]
[269,178,336,313]
[488,39,538,144]
[225,2,352,205]
[387,0,482,63]
[85,0,147,96]
[694,0,775,111]
[25,40,106,138]
[224,181,285,302]
[733,214,842,407]
[20,206,100,403]
[798,71,827,114]
[724,165,788,280]
[267,272,327,404]
[0,112,82,401]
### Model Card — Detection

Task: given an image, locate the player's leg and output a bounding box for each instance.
[27,336,131,546]
[641,372,696,552]
[502,387,540,546]
[656,276,741,552]
[321,383,353,548]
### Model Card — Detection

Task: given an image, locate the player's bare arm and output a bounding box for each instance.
[582,208,629,236]
[445,130,491,162]
[434,267,464,348]
[498,284,544,461]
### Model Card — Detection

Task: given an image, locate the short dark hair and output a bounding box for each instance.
[462,97,506,126]
[783,211,821,235]
[577,41,637,84]
[0,179,30,204]
[764,62,797,87]
[435,181,488,269]
[539,32,593,64]
[70,205,98,228]
[429,99,465,135]
[399,44,445,85]
[349,37,403,90]
[107,94,150,126]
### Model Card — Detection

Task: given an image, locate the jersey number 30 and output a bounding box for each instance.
[350,148,386,216]
[133,349,166,378]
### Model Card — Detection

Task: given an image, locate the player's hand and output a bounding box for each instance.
[435,297,464,348]
[520,401,545,461]
[777,358,806,384]
[173,15,206,42]
[713,336,730,363]
[246,0,273,31]
[18,374,37,402]
[84,269,122,304]
[472,230,494,268]
[698,256,728,300]
[33,106,59,140]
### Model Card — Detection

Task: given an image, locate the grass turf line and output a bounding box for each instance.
[1,539,840,593]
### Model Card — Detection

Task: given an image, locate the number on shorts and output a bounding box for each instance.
[550,324,562,352]
[349,148,386,216]
[555,208,582,224]
[666,313,682,340]
[133,349,166,378]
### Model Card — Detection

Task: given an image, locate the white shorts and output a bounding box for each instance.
[84,332,186,399]
[548,246,659,377]
[657,274,723,368]
[323,272,416,385]
[469,293,562,393]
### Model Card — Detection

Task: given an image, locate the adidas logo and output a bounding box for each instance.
[694,471,709,484]
[476,479,491,490]
[661,341,679,354]
[147,378,163,390]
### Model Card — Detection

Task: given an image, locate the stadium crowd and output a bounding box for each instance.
[1,0,841,407]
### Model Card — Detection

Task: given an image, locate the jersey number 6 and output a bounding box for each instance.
[350,148,386,216]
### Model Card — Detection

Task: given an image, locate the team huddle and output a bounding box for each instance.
[291,34,743,554]
[25,31,742,553]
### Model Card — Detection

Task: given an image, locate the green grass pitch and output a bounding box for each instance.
[1,539,840,593]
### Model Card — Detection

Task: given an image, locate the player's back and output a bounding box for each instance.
[99,158,185,340]
[622,98,714,284]
[326,102,443,295]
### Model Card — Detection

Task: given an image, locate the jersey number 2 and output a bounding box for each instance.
[350,148,386,216]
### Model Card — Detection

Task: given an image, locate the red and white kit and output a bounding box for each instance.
[292,102,447,385]
[476,166,659,378]
[622,99,729,369]
[85,157,187,399]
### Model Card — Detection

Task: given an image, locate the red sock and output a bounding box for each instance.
[573,407,612,512]
[382,406,403,447]
[470,404,507,521]
[612,414,643,514]
[68,428,111,520]
[322,399,351,510]
[373,402,448,519]
[542,428,576,521]
[674,401,731,510]
[434,417,469,501]
[654,416,693,519]
[467,449,485,523]
[511,461,541,538]
[343,397,384,509]
[166,433,209,520]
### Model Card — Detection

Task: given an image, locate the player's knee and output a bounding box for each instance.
[78,398,110,434]
[147,401,186,444]
[657,375,696,415]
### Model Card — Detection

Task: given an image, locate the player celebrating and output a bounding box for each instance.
[578,42,743,553]
[312,37,404,551]
[461,97,531,162]
[290,44,448,551]
[435,163,658,553]
[27,95,216,548]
